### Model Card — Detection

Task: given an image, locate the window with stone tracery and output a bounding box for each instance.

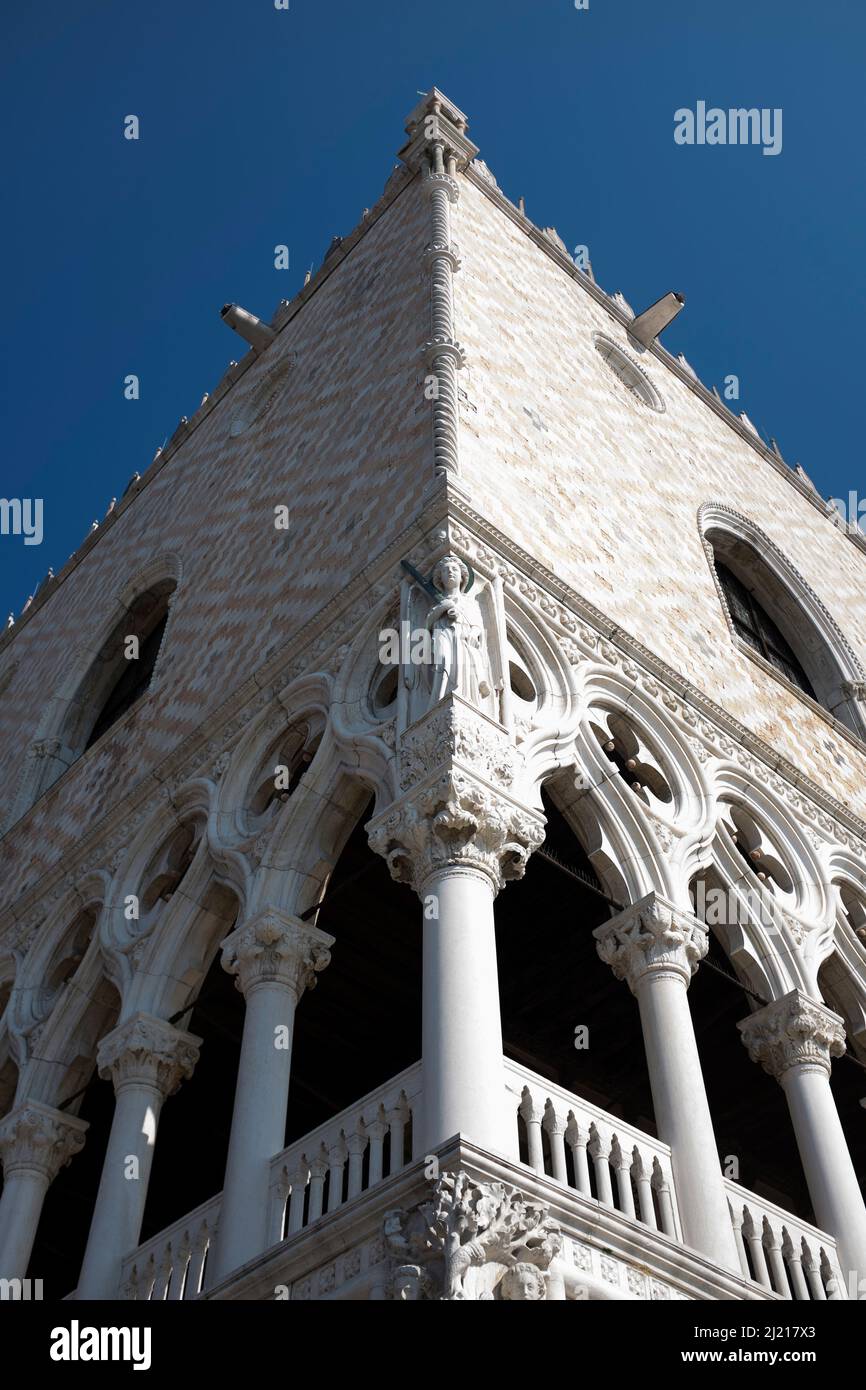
[705,524,866,738]
[714,562,815,699]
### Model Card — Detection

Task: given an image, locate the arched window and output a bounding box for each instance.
[714,562,816,699]
[85,611,168,749]
[703,511,866,739]
[83,584,174,750]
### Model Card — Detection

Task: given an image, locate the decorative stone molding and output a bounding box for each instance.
[5,496,866,971]
[0,1099,88,1182]
[397,700,517,794]
[594,892,708,991]
[368,767,543,896]
[97,1013,201,1097]
[220,910,333,999]
[737,989,847,1080]
[841,680,866,701]
[433,1171,562,1300]
[382,1171,562,1300]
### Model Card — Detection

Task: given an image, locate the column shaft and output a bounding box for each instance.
[211,982,295,1279]
[0,1100,87,1281]
[739,988,866,1291]
[595,893,739,1272]
[208,911,332,1284]
[420,866,512,1157]
[635,971,738,1267]
[782,1066,866,1287]
[76,1081,165,1298]
[75,1013,199,1300]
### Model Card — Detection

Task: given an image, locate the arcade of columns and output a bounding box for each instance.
[1,90,866,1300]
[1,514,866,1297]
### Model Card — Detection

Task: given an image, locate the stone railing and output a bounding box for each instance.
[504,1058,682,1241]
[120,1063,422,1300]
[121,1193,220,1301]
[268,1062,423,1243]
[725,1181,846,1300]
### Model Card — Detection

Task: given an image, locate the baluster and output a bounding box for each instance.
[186,1218,210,1298]
[742,1207,772,1289]
[802,1240,827,1300]
[821,1250,843,1300]
[566,1113,591,1196]
[121,1263,140,1301]
[387,1094,409,1173]
[327,1134,348,1213]
[269,1163,291,1242]
[781,1228,810,1301]
[543,1100,568,1185]
[287,1158,310,1236]
[346,1126,367,1200]
[367,1107,388,1187]
[610,1136,636,1218]
[308,1150,328,1222]
[651,1157,676,1237]
[630,1148,657,1230]
[588,1122,614,1206]
[169,1232,191,1301]
[140,1252,157,1302]
[763,1217,790,1298]
[154,1245,174,1295]
[519,1087,545,1174]
[729,1202,750,1280]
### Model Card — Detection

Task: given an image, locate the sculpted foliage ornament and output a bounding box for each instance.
[0,1100,88,1181]
[96,1013,201,1096]
[368,770,544,895]
[737,989,847,1080]
[221,911,333,999]
[432,1171,562,1300]
[594,892,708,992]
[383,1172,562,1300]
[397,702,517,794]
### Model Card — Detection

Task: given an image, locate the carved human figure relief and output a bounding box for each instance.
[404,555,500,724]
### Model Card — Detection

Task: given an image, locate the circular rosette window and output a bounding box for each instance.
[593,334,664,413]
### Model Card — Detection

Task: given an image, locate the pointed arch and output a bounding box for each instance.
[699,503,866,737]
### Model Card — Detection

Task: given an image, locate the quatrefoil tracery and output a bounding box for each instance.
[590,712,673,807]
[722,806,794,897]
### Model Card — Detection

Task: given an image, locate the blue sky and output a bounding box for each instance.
[1,0,864,619]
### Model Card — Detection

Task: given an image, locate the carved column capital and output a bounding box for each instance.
[737,989,847,1081]
[368,771,544,897]
[594,892,708,992]
[220,910,334,999]
[0,1099,88,1182]
[96,1012,201,1097]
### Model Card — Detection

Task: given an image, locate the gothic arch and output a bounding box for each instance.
[6,553,183,828]
[211,675,331,854]
[699,502,866,737]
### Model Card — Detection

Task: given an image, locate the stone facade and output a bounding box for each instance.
[0,88,865,1303]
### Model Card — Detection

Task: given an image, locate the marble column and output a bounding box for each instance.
[0,1099,88,1279]
[368,712,546,1159]
[594,893,739,1272]
[208,910,333,1284]
[76,1013,200,1299]
[738,988,866,1289]
[418,863,513,1156]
